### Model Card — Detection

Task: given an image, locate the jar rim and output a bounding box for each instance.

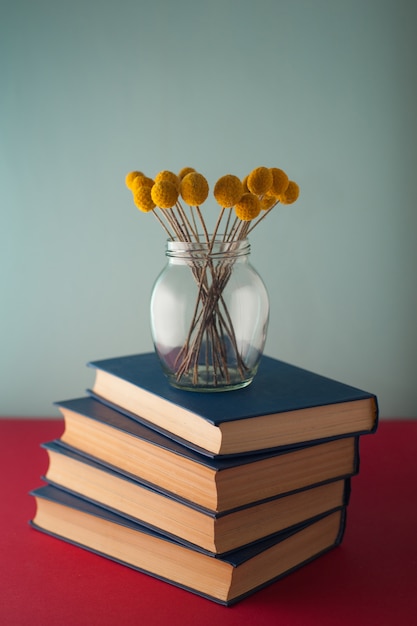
[165,237,250,258]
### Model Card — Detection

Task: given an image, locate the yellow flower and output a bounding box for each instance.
[131,175,154,192]
[125,170,144,190]
[260,194,277,211]
[279,181,300,204]
[151,180,179,209]
[180,172,209,205]
[247,167,273,196]
[178,167,196,180]
[133,184,156,213]
[154,170,180,190]
[234,193,261,221]
[213,174,243,208]
[269,168,289,196]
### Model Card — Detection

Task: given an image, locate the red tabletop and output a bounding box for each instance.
[1,417,416,626]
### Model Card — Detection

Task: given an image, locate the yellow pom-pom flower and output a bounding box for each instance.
[133,184,156,213]
[269,168,289,196]
[151,180,179,209]
[178,167,196,180]
[125,170,144,190]
[154,170,180,191]
[180,172,209,206]
[260,194,277,211]
[234,193,261,221]
[213,174,243,208]
[131,175,154,192]
[279,181,300,205]
[247,167,273,196]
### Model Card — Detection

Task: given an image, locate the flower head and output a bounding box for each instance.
[180,172,209,206]
[178,166,196,180]
[133,184,156,213]
[260,194,278,211]
[279,181,300,204]
[214,174,243,208]
[269,168,289,196]
[125,171,144,190]
[234,193,261,221]
[131,175,154,192]
[154,170,180,191]
[151,180,179,209]
[247,167,273,196]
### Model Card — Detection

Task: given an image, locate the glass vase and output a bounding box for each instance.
[150,237,269,392]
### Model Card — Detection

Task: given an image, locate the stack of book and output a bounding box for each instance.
[31,353,378,605]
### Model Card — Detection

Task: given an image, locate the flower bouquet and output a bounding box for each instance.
[125,166,299,391]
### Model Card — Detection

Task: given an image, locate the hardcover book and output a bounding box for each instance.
[56,397,359,512]
[31,485,347,605]
[87,352,378,456]
[43,439,351,554]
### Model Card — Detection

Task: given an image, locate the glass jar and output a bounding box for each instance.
[150,237,269,392]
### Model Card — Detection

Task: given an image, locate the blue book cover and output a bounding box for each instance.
[87,353,378,456]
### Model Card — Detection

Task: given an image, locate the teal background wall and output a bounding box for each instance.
[1,0,416,418]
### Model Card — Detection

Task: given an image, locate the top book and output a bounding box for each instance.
[88,353,378,456]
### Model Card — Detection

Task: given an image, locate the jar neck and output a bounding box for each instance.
[165,237,251,261]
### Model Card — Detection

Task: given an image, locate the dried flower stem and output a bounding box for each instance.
[221,208,233,242]
[245,204,278,235]
[176,203,199,241]
[195,205,210,243]
[152,209,174,239]
[174,255,247,384]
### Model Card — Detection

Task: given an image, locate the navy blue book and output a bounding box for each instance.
[87,352,378,456]
[30,485,346,605]
[55,397,359,513]
[42,439,350,555]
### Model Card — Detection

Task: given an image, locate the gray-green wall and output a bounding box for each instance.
[1,0,416,417]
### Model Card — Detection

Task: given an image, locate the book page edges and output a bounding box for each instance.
[92,370,222,454]
[219,397,377,455]
[227,509,344,603]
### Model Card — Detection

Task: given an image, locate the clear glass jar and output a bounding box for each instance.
[150,237,269,392]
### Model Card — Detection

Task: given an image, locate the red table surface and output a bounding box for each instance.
[1,418,416,626]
